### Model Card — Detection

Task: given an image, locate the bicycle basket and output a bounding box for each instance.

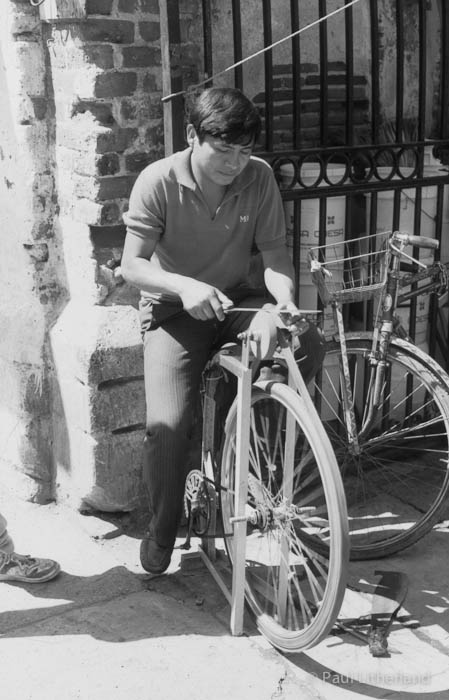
[308,232,390,304]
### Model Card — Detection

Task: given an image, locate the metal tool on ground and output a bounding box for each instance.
[333,571,411,657]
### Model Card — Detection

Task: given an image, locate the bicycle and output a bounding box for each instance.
[182,306,349,653]
[308,230,449,560]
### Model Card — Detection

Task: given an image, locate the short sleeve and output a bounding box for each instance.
[253,160,287,252]
[122,166,166,242]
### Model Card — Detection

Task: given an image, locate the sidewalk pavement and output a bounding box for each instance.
[0,488,448,700]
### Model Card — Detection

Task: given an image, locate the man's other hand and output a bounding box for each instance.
[180,280,233,321]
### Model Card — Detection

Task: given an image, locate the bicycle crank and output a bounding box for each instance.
[183,469,213,538]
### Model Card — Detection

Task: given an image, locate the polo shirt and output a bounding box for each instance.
[123,147,286,301]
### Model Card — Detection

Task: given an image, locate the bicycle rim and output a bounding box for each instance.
[220,383,349,653]
[313,334,449,559]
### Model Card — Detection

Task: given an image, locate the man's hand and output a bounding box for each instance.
[276,301,309,333]
[179,280,233,321]
[276,300,301,323]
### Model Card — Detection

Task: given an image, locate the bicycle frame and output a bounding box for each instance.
[315,231,443,450]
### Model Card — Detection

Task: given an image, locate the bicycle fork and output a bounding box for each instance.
[358,253,402,440]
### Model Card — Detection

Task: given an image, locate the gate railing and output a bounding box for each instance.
[159,0,449,364]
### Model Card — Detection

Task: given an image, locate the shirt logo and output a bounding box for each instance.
[240,215,250,223]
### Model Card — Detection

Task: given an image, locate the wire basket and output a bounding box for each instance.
[308,232,390,304]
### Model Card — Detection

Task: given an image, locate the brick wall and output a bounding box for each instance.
[254,63,369,150]
[47,0,163,237]
[41,0,200,511]
[46,0,199,300]
[0,0,204,510]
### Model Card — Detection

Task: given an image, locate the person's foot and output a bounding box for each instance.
[0,552,60,583]
[140,536,173,575]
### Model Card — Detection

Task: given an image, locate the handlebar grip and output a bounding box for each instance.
[395,233,439,250]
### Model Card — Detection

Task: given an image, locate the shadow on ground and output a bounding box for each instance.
[0,561,233,642]
[283,526,449,698]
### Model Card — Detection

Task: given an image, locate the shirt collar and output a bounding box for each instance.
[173,148,197,190]
[172,147,257,194]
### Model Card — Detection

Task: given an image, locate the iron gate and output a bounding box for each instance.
[163,0,449,366]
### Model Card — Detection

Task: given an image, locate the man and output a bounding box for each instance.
[121,87,324,574]
[0,512,60,583]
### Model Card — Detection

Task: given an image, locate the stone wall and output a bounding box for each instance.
[0,0,195,511]
[0,0,62,503]
[47,0,166,511]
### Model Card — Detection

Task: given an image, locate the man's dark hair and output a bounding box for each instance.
[185,87,261,145]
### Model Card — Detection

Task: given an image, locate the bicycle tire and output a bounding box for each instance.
[220,382,349,653]
[313,332,449,559]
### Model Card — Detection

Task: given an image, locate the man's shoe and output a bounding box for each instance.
[0,552,60,583]
[140,536,172,574]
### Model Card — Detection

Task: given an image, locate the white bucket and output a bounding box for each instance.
[281,164,346,267]
[366,180,437,264]
[394,296,429,346]
[297,281,318,311]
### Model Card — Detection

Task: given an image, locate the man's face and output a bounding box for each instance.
[188,125,254,187]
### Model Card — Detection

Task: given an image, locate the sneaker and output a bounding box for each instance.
[0,552,60,583]
[140,536,172,575]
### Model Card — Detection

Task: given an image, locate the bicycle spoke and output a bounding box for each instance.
[221,384,348,650]
[315,337,449,558]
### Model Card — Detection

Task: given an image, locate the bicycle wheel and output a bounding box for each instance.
[220,382,349,653]
[313,332,449,559]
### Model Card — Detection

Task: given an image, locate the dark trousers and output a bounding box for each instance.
[142,298,325,548]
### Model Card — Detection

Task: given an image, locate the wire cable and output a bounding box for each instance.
[162,0,364,102]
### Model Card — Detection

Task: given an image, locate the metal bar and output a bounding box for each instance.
[159,0,183,155]
[368,190,378,236]
[417,0,427,142]
[262,0,274,152]
[441,0,449,139]
[370,0,380,142]
[345,193,352,241]
[319,196,327,247]
[345,0,355,145]
[277,369,297,625]
[439,10,449,416]
[293,200,301,306]
[291,0,301,149]
[230,341,252,636]
[409,183,424,340]
[396,0,404,139]
[392,189,401,231]
[202,0,213,82]
[319,0,329,145]
[428,184,445,358]
[231,0,243,89]
[278,175,449,200]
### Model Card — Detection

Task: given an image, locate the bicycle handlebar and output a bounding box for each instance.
[392,232,439,250]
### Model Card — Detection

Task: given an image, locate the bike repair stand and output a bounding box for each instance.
[181,310,280,637]
[181,331,254,637]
